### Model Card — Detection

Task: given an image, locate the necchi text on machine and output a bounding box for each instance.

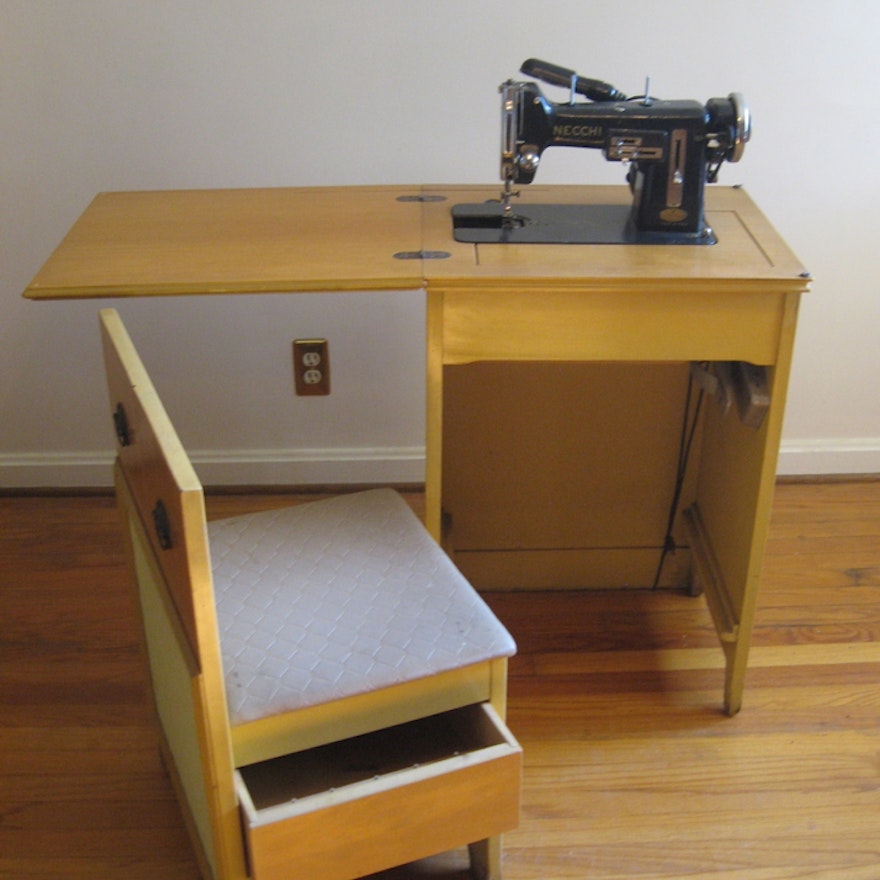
[453,59,751,245]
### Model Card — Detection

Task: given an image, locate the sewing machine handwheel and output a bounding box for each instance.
[728,92,751,162]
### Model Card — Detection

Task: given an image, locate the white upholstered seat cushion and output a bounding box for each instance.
[208,489,515,727]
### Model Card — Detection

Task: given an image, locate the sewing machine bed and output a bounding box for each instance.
[452,201,717,245]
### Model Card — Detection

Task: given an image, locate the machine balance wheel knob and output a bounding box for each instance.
[727,92,751,163]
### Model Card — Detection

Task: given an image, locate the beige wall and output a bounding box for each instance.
[2,0,877,486]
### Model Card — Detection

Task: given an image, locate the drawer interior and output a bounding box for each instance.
[238,702,511,810]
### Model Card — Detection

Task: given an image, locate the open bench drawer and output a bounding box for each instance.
[235,702,521,880]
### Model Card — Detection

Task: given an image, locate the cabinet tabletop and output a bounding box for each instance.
[24,185,809,300]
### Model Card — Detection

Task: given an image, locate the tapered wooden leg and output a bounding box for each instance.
[425,290,444,541]
[469,835,502,880]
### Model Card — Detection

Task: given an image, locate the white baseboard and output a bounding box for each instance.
[2,439,877,490]
[0,452,114,489]
[777,438,880,477]
[0,447,426,489]
[191,447,426,486]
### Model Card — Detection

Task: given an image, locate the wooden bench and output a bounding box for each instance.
[99,308,521,880]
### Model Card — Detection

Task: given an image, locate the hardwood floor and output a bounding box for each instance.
[1,480,878,879]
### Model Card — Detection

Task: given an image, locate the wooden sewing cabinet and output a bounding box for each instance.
[25,184,810,715]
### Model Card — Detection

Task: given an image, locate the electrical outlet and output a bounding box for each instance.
[293,339,330,395]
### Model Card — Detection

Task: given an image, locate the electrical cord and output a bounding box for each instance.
[651,364,706,589]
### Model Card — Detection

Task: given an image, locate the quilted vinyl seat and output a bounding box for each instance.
[210,489,515,729]
[99,308,521,880]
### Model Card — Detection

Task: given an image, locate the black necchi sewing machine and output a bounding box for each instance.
[452,59,751,245]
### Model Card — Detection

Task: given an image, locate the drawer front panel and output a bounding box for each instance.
[440,286,788,365]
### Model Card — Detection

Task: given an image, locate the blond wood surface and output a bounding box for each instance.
[124,504,228,880]
[19,185,817,867]
[434,286,789,365]
[100,308,208,660]
[231,661,499,769]
[99,310,516,879]
[2,480,878,879]
[23,186,808,300]
[441,362,696,590]
[237,705,520,880]
[103,306,248,880]
[25,187,425,298]
[24,184,809,717]
[421,185,808,286]
[420,194,807,718]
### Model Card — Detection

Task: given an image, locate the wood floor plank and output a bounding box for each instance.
[2,480,879,879]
